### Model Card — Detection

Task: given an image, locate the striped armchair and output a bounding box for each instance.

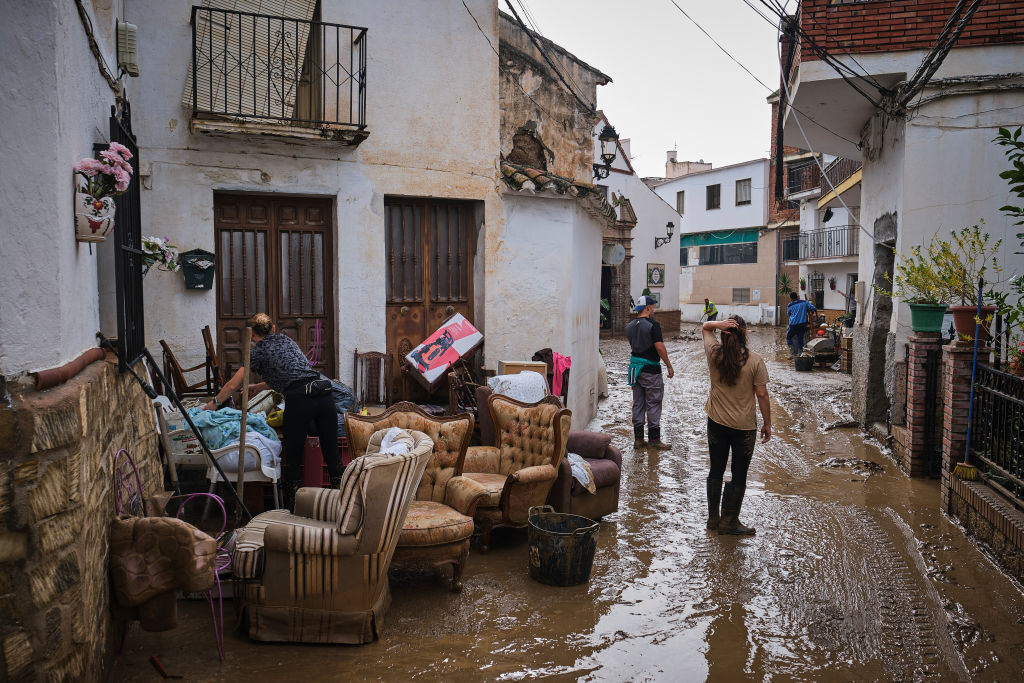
[461,394,571,551]
[231,430,432,644]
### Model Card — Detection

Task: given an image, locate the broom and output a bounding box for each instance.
[953,277,984,481]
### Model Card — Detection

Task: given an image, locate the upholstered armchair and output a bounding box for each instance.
[547,430,622,520]
[231,430,432,644]
[475,386,620,520]
[462,394,571,551]
[345,402,487,592]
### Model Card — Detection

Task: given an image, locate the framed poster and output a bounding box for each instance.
[647,263,666,288]
[404,313,484,390]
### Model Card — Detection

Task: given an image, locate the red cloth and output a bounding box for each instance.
[552,352,571,398]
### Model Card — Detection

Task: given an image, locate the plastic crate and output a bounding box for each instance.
[302,436,351,487]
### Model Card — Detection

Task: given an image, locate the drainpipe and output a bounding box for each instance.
[32,347,107,391]
[775,227,782,326]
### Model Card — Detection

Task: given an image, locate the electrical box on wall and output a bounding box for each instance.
[854,280,866,304]
[117,21,139,77]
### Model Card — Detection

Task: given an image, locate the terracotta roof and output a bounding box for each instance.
[499,160,617,226]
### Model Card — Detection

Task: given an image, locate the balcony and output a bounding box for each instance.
[786,162,820,197]
[823,157,862,191]
[800,225,859,261]
[188,6,368,145]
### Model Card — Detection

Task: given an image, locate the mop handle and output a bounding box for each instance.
[962,277,984,465]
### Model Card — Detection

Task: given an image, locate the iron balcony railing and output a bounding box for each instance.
[799,225,859,260]
[786,162,820,196]
[190,6,367,128]
[823,156,862,191]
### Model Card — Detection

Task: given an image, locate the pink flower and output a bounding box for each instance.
[100,149,131,171]
[112,166,130,192]
[74,158,106,177]
[108,142,133,161]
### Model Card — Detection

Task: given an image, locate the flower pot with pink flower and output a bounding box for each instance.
[73,142,133,243]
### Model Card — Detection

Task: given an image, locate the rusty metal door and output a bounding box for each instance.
[385,198,475,399]
[215,194,334,378]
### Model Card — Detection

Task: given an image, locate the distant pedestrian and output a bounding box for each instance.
[702,316,771,535]
[703,298,719,321]
[626,295,674,451]
[786,292,816,356]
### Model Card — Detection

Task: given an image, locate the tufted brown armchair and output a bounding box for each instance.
[462,394,572,551]
[345,402,487,591]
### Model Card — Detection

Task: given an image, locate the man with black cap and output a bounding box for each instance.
[626,295,674,450]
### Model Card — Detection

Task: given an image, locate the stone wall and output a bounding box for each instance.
[0,354,161,681]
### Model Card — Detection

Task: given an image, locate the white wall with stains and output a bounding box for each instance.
[492,194,602,427]
[0,0,123,376]
[126,0,501,383]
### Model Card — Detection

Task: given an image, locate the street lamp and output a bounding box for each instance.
[593,124,619,180]
[655,221,674,248]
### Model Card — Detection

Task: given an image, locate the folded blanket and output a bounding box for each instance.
[186,407,279,450]
[566,453,596,494]
[213,432,282,480]
[488,371,549,403]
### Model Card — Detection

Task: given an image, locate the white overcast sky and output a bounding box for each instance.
[515,0,790,178]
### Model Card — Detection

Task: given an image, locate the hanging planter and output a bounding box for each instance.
[141,236,182,276]
[74,192,116,242]
[73,142,133,243]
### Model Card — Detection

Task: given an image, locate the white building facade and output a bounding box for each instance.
[652,159,775,323]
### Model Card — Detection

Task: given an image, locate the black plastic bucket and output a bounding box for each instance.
[794,355,814,371]
[527,505,599,586]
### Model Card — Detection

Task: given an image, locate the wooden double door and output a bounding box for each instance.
[385,198,476,399]
[214,194,335,378]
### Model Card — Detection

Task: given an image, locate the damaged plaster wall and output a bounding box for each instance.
[498,12,610,184]
[130,0,501,384]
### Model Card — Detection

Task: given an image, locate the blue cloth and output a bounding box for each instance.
[788,299,816,326]
[186,407,279,450]
[628,356,661,387]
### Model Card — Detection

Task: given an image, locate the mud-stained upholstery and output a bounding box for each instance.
[346,403,487,591]
[232,430,432,644]
[461,394,571,550]
[547,430,622,521]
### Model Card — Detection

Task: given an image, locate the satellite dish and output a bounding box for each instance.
[602,243,626,266]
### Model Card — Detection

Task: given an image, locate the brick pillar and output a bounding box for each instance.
[904,333,942,476]
[940,340,977,511]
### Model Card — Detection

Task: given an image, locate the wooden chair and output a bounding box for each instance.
[201,325,226,391]
[353,349,392,409]
[160,336,218,399]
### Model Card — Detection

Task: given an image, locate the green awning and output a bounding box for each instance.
[679,229,759,247]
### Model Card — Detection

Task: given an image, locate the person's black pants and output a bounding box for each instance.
[707,312,718,321]
[707,418,756,486]
[282,391,342,487]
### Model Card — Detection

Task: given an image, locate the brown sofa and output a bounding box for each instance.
[345,402,487,592]
[475,385,621,520]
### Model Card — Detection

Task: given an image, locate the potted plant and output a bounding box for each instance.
[73,142,133,242]
[879,242,950,333]
[777,273,794,296]
[1007,338,1024,377]
[799,276,806,291]
[934,222,1002,341]
[828,276,837,291]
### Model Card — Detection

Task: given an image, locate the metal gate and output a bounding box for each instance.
[110,102,145,369]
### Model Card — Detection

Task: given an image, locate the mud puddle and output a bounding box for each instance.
[111,328,1024,681]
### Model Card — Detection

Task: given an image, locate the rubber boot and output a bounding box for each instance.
[282,480,302,512]
[706,478,723,530]
[633,423,647,449]
[718,482,756,535]
[648,425,672,451]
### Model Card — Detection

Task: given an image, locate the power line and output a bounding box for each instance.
[665,0,860,147]
[513,0,590,110]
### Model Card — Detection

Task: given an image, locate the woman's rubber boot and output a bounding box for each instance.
[706,478,723,530]
[718,482,756,535]
[648,426,672,451]
[633,424,647,449]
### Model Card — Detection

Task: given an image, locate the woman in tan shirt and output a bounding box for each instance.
[702,316,771,535]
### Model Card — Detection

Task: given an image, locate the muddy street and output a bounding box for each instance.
[113,328,1024,681]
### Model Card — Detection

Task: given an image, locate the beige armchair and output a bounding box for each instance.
[462,394,571,551]
[345,402,487,592]
[231,430,432,644]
